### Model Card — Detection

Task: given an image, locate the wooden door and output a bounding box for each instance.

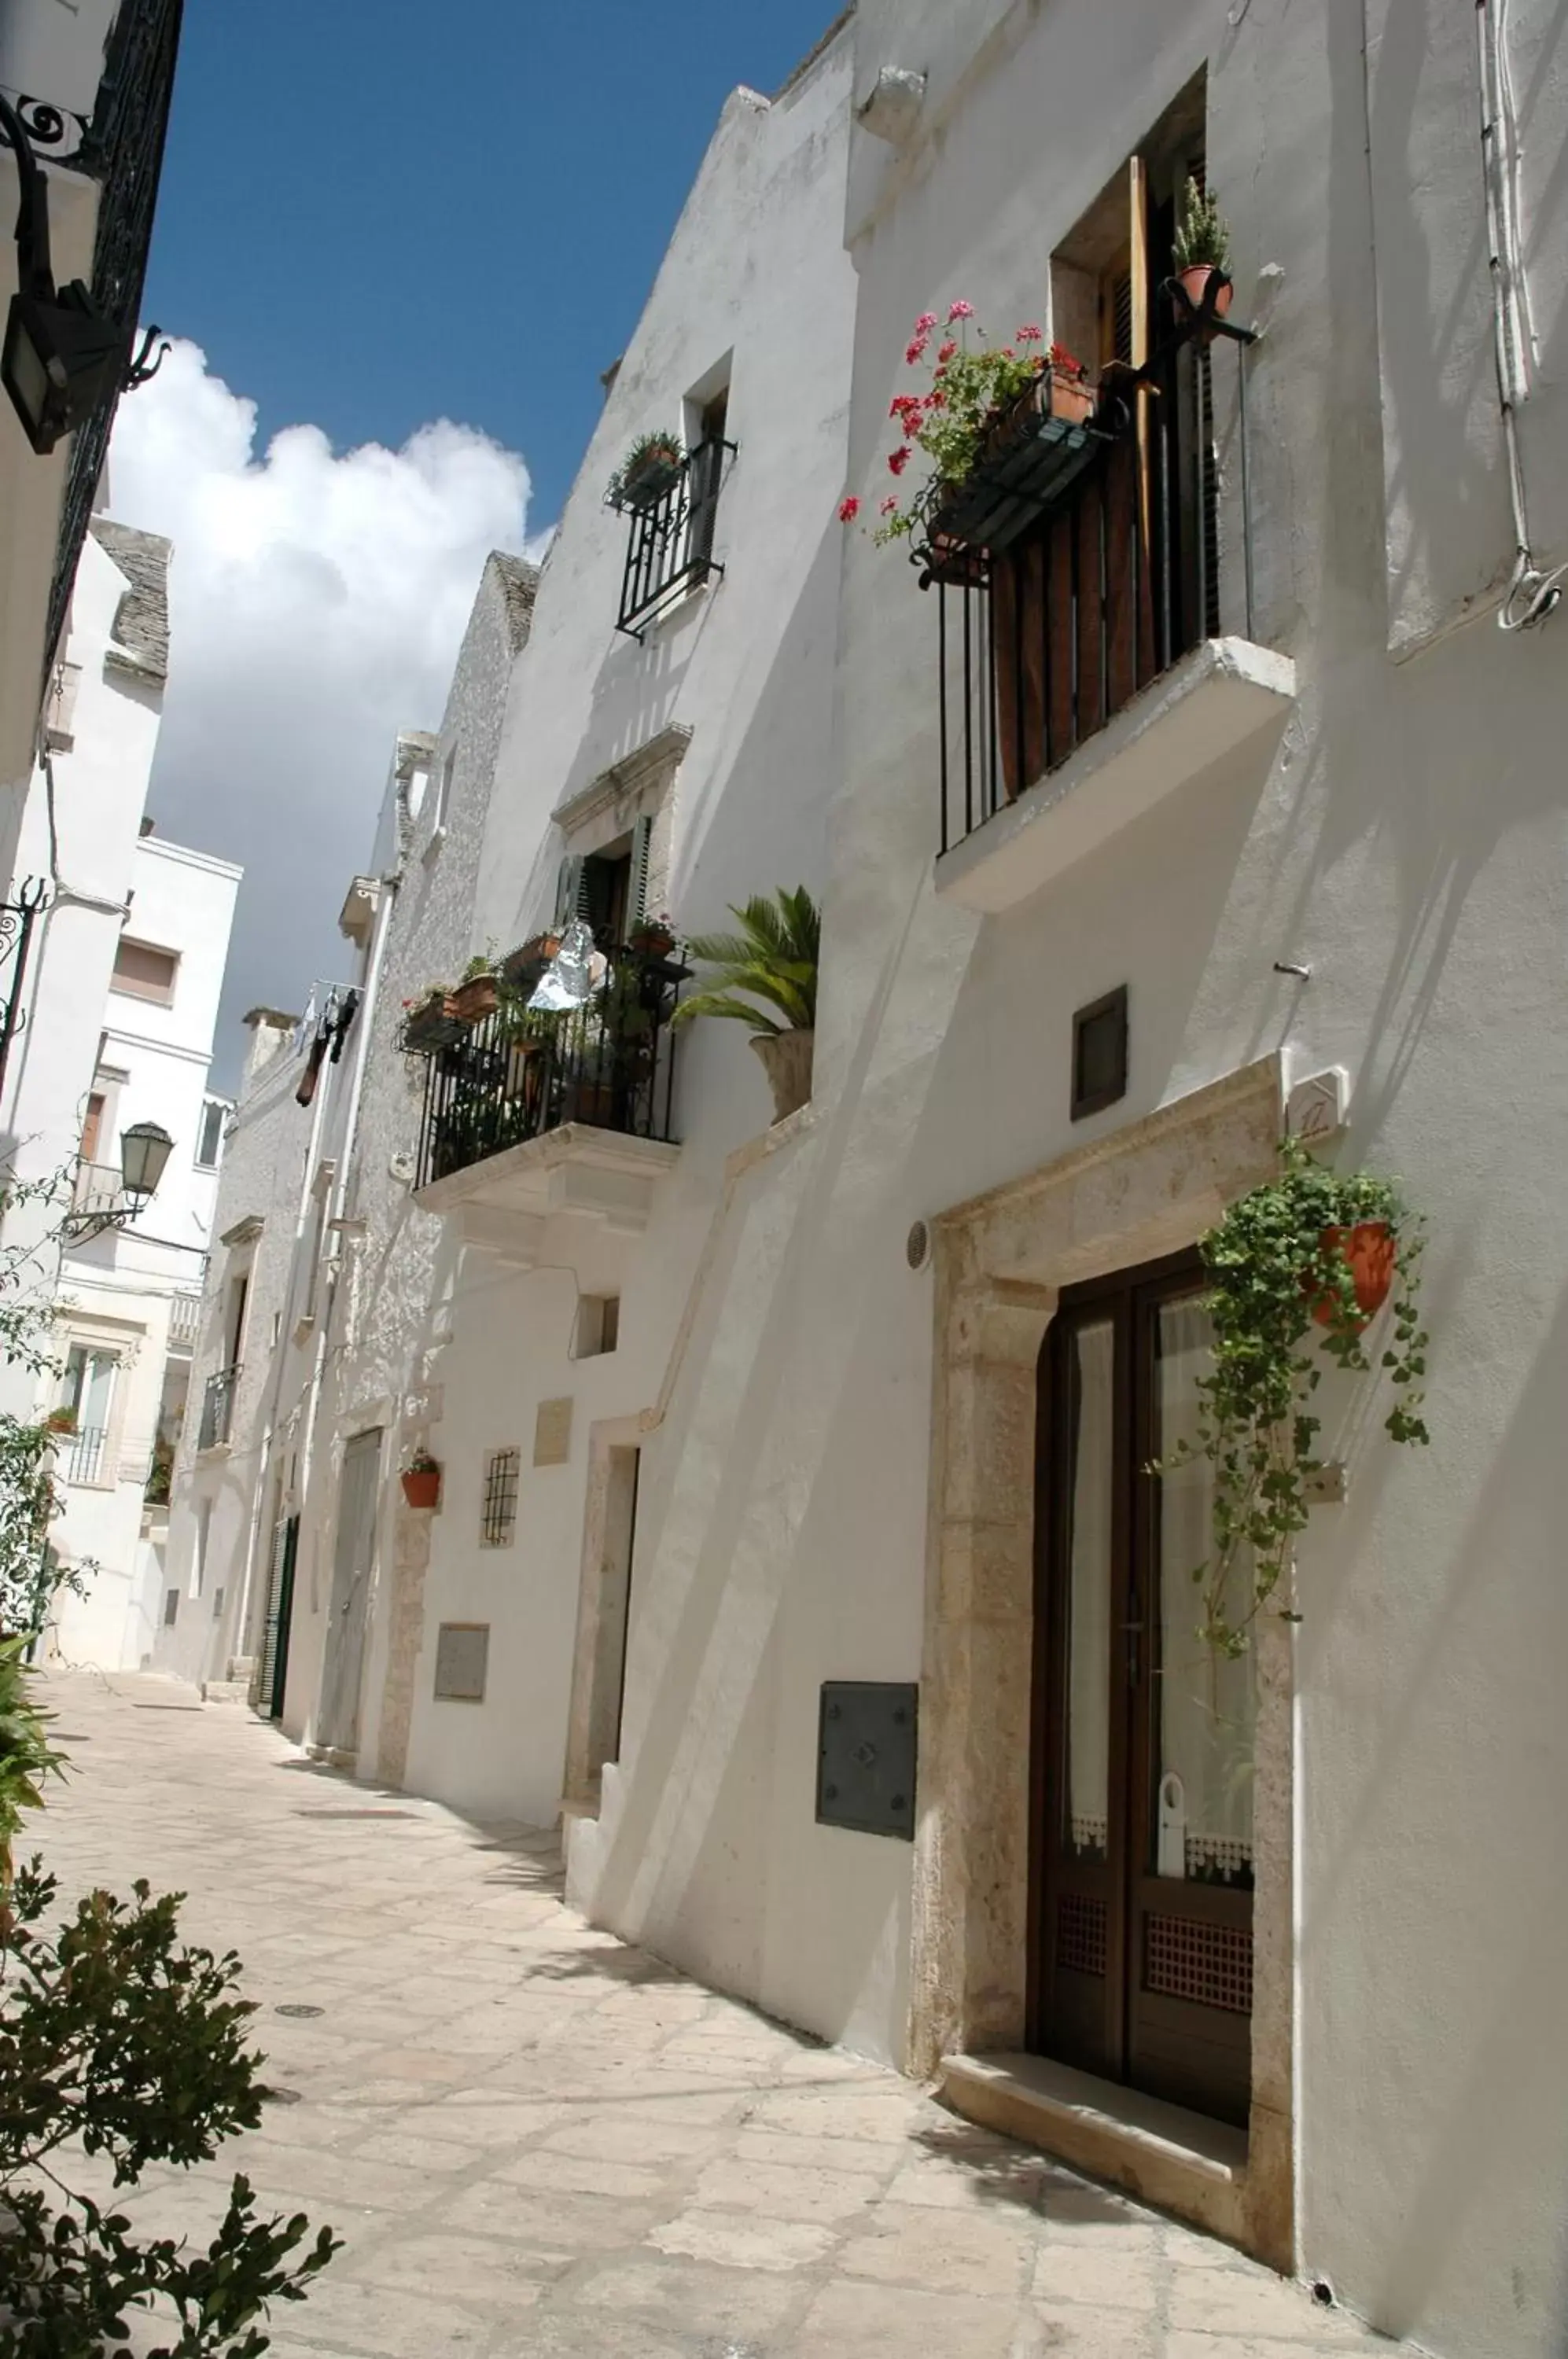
[1029,1253,1255,2128]
[258,1513,299,1723]
[316,1430,382,1758]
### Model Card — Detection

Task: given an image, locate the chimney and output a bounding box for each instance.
[241,1007,300,1085]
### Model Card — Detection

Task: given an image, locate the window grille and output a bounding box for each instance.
[480,1448,520,1548]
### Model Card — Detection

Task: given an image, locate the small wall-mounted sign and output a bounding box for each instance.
[1286,1066,1349,1146]
[434,1622,489,1702]
[534,1397,573,1467]
[1302,1460,1347,1507]
[816,1682,918,1839]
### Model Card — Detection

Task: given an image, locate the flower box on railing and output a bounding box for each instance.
[451,973,500,1025]
[931,377,1119,557]
[403,992,465,1051]
[499,933,561,993]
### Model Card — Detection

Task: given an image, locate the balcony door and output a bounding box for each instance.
[1029,1253,1255,2129]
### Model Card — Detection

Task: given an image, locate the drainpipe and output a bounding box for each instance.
[290,874,398,1691]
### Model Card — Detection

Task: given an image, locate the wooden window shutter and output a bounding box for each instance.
[628,815,653,929]
[554,855,585,928]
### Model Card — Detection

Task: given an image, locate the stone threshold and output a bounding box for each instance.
[940,2050,1253,2254]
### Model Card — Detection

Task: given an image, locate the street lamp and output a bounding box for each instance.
[120,1121,174,1206]
[0,93,164,456]
[63,1121,175,1241]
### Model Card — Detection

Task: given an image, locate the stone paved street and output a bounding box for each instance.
[29,1673,1397,2358]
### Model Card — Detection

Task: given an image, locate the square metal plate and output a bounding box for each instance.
[816,1681,918,1839]
[433,1622,489,1702]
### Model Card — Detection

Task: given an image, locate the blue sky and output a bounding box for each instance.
[143,0,845,524]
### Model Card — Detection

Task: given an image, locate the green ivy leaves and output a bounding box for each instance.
[1158,1137,1430,1658]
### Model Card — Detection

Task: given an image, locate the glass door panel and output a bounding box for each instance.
[1065,1317,1114,1867]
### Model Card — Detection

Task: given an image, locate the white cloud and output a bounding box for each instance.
[106,340,532,1087]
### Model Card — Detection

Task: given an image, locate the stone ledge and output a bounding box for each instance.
[933,636,1297,915]
[940,2052,1250,2251]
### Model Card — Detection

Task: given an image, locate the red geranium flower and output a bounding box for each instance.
[838,496,861,523]
[888,446,911,475]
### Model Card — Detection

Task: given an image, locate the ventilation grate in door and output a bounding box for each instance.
[1145,1915,1253,2013]
[1055,1892,1108,1978]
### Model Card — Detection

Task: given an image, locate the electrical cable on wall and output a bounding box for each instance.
[1478,0,1564,629]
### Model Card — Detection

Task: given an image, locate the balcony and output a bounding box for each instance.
[925,321,1295,914]
[72,1161,123,1216]
[409,946,685,1260]
[64,1425,108,1486]
[613,436,733,640]
[168,1291,202,1352]
[197,1364,239,1452]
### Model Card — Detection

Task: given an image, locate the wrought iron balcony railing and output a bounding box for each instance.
[614,438,734,640]
[65,1425,107,1485]
[410,946,685,1194]
[925,317,1257,856]
[198,1364,239,1451]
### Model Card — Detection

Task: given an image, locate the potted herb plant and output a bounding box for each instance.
[1171,175,1233,331]
[670,887,819,1124]
[607,429,685,513]
[44,1407,76,1437]
[399,1450,441,1511]
[451,952,501,1026]
[629,912,677,959]
[1158,1138,1427,1659]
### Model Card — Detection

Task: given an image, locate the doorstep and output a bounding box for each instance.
[940,2051,1253,2254]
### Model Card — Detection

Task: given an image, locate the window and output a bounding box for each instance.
[195,1100,226,1169]
[936,76,1231,851]
[430,746,457,841]
[80,1092,105,1164]
[614,370,734,639]
[686,385,730,573]
[1071,987,1129,1121]
[110,938,178,1005]
[575,1295,620,1359]
[61,1344,116,1485]
[225,1272,249,1370]
[555,815,653,948]
[480,1448,520,1548]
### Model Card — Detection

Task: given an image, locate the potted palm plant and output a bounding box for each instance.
[671,887,819,1124]
[607,430,685,513]
[1171,176,1233,332]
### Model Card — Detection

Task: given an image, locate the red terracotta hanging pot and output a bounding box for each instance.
[1309,1222,1396,1329]
[401,1465,441,1511]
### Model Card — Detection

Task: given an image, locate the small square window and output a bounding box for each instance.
[111,938,179,1005]
[196,1100,226,1169]
[1071,986,1128,1121]
[574,1295,620,1359]
[480,1448,519,1548]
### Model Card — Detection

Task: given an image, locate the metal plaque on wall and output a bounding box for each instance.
[816,1681,918,1839]
[433,1622,490,1702]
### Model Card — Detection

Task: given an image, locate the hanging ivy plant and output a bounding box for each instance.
[1161,1137,1429,1658]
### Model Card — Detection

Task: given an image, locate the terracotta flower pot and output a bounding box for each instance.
[1309,1222,1396,1329]
[400,1467,441,1511]
[1047,371,1095,426]
[451,974,499,1025]
[1175,264,1234,333]
[750,1029,815,1125]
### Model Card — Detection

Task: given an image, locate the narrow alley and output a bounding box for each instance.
[32,1674,1393,2359]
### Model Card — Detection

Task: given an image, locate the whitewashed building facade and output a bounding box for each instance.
[167,6,1568,2352]
[0,512,239,1669]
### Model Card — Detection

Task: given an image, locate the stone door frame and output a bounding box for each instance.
[908,1057,1294,2266]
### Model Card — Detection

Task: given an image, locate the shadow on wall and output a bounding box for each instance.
[1297,1279,1568,2350]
